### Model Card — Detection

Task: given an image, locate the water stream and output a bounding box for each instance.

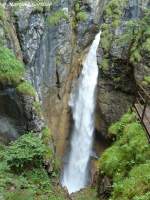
[62,31,101,194]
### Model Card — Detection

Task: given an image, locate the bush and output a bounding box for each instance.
[0,133,66,200]
[108,112,136,138]
[112,162,150,200]
[99,112,150,200]
[5,132,48,172]
[0,46,25,85]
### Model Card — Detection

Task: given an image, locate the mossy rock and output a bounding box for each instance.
[16,81,36,97]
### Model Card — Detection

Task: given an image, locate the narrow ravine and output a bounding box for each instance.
[62,32,101,194]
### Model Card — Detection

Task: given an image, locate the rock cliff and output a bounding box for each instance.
[0,0,149,159]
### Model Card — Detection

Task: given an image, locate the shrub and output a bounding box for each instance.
[0,46,25,85]
[108,112,136,138]
[5,132,48,172]
[100,145,126,178]
[99,112,150,200]
[72,0,88,29]
[111,163,150,200]
[0,133,65,200]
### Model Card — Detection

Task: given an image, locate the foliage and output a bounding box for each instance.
[111,162,150,200]
[71,0,88,29]
[99,112,150,200]
[103,0,127,29]
[108,112,136,138]
[74,1,87,22]
[16,81,36,97]
[5,132,48,172]
[47,9,68,26]
[0,46,25,85]
[0,132,66,200]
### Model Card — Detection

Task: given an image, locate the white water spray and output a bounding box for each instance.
[62,31,101,194]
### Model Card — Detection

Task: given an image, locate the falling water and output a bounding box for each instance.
[62,31,101,194]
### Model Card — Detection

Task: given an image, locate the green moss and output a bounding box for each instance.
[47,9,68,26]
[0,46,25,85]
[16,81,36,97]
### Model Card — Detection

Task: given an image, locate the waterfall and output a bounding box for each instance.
[61,31,101,194]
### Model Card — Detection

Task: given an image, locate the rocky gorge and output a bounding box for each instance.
[0,0,150,199]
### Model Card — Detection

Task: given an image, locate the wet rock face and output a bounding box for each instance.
[12,0,106,156]
[0,87,24,143]
[0,86,44,144]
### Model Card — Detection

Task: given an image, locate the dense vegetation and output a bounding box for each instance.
[99,112,150,200]
[0,46,25,85]
[0,132,67,200]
